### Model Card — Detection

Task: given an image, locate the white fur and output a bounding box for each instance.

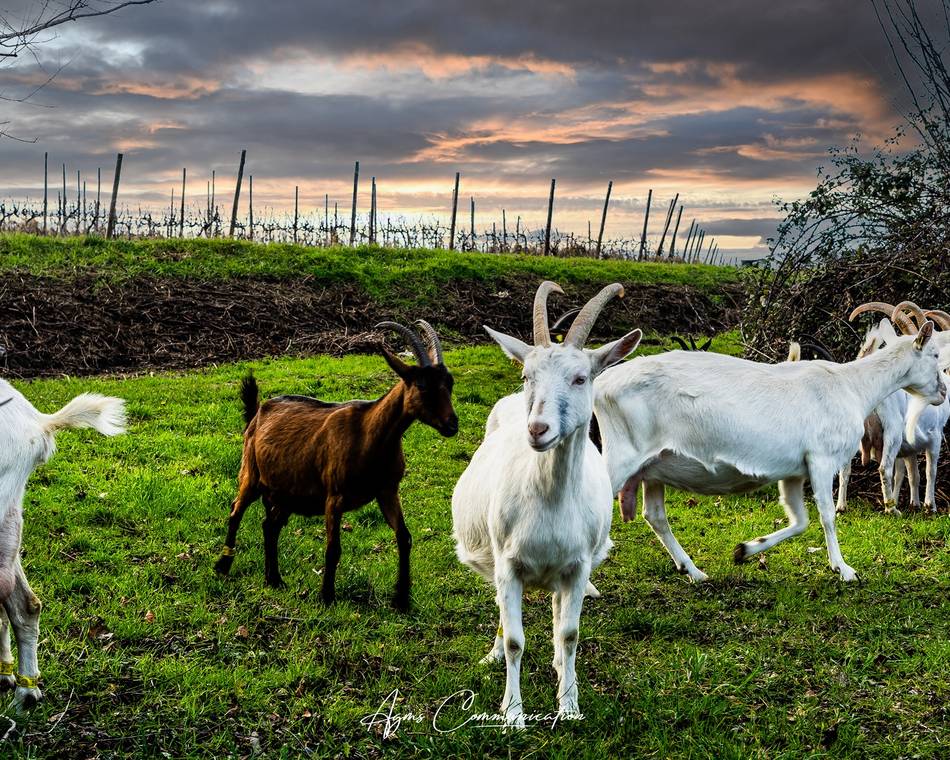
[453,323,640,726]
[0,379,126,708]
[594,325,945,583]
[835,323,950,515]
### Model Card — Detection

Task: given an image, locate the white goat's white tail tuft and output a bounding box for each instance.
[40,393,127,436]
[786,342,801,362]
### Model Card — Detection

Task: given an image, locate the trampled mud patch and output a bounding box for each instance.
[0,271,741,378]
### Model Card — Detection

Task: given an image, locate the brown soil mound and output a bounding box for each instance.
[0,272,742,378]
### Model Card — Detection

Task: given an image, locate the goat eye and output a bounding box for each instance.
[573,376,587,386]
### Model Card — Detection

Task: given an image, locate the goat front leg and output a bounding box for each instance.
[0,609,14,691]
[736,477,808,563]
[551,591,562,677]
[924,445,939,513]
[642,481,707,582]
[555,568,588,718]
[836,461,851,514]
[378,488,412,611]
[809,462,858,581]
[495,562,525,728]
[322,496,344,605]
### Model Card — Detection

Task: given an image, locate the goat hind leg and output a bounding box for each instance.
[479,614,505,665]
[321,497,344,604]
[736,477,808,563]
[0,609,14,691]
[836,461,851,514]
[642,481,707,582]
[5,562,42,709]
[925,446,939,513]
[262,496,288,589]
[214,480,259,575]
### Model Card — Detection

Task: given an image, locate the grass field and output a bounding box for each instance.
[0,233,740,297]
[6,346,950,758]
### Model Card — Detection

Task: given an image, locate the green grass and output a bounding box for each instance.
[6,347,950,757]
[0,234,741,300]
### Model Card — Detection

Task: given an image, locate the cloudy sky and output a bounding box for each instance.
[0,1,916,258]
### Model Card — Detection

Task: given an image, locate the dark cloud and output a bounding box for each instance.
[0,1,915,256]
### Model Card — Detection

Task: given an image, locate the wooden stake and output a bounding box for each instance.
[596,180,612,259]
[669,205,683,257]
[248,175,254,241]
[449,171,460,250]
[544,178,556,256]
[370,176,377,244]
[42,152,48,234]
[349,160,359,246]
[106,153,123,240]
[470,196,475,250]
[229,149,246,238]
[179,168,186,238]
[293,185,299,244]
[657,193,679,257]
[502,208,507,251]
[638,188,652,260]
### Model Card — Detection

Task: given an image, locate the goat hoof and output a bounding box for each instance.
[733,543,749,564]
[213,555,234,576]
[0,675,14,692]
[320,589,336,605]
[688,570,709,583]
[266,577,286,590]
[392,595,410,612]
[12,686,42,712]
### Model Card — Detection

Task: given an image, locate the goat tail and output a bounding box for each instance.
[40,393,126,436]
[786,341,801,362]
[240,374,260,429]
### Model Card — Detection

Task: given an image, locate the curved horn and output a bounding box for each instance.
[670,336,689,351]
[894,301,927,331]
[376,321,432,366]
[565,283,625,348]
[925,310,950,330]
[800,342,835,362]
[414,319,444,364]
[533,281,564,347]
[848,301,915,335]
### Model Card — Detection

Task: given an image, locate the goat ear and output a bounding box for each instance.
[484,326,532,365]
[589,329,642,375]
[877,318,898,343]
[915,320,934,350]
[380,346,412,379]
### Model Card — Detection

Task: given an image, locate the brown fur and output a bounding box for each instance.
[215,347,457,611]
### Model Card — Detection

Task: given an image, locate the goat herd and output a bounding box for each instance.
[0,283,948,727]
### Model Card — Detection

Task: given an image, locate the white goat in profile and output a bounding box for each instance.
[838,302,950,514]
[594,318,945,583]
[0,379,125,709]
[452,281,641,727]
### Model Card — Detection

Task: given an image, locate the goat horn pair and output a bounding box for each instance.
[414,319,444,364]
[848,302,916,335]
[375,322,432,367]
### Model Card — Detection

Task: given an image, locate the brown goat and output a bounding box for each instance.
[214,320,458,610]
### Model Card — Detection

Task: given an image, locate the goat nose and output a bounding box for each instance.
[528,421,549,439]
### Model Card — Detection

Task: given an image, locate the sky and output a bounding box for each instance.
[0,0,917,259]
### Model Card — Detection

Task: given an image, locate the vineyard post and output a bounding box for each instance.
[42,152,48,234]
[82,179,86,231]
[179,168,186,238]
[229,149,246,238]
[324,193,329,245]
[76,169,80,234]
[657,193,678,257]
[638,188,652,260]
[370,176,377,244]
[293,185,299,244]
[95,167,101,233]
[248,175,254,241]
[449,171,459,250]
[683,219,695,261]
[544,178,555,255]
[61,163,66,234]
[349,160,359,246]
[669,205,683,257]
[211,170,216,237]
[470,196,475,251]
[106,153,123,240]
[502,208,507,251]
[596,180,612,258]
